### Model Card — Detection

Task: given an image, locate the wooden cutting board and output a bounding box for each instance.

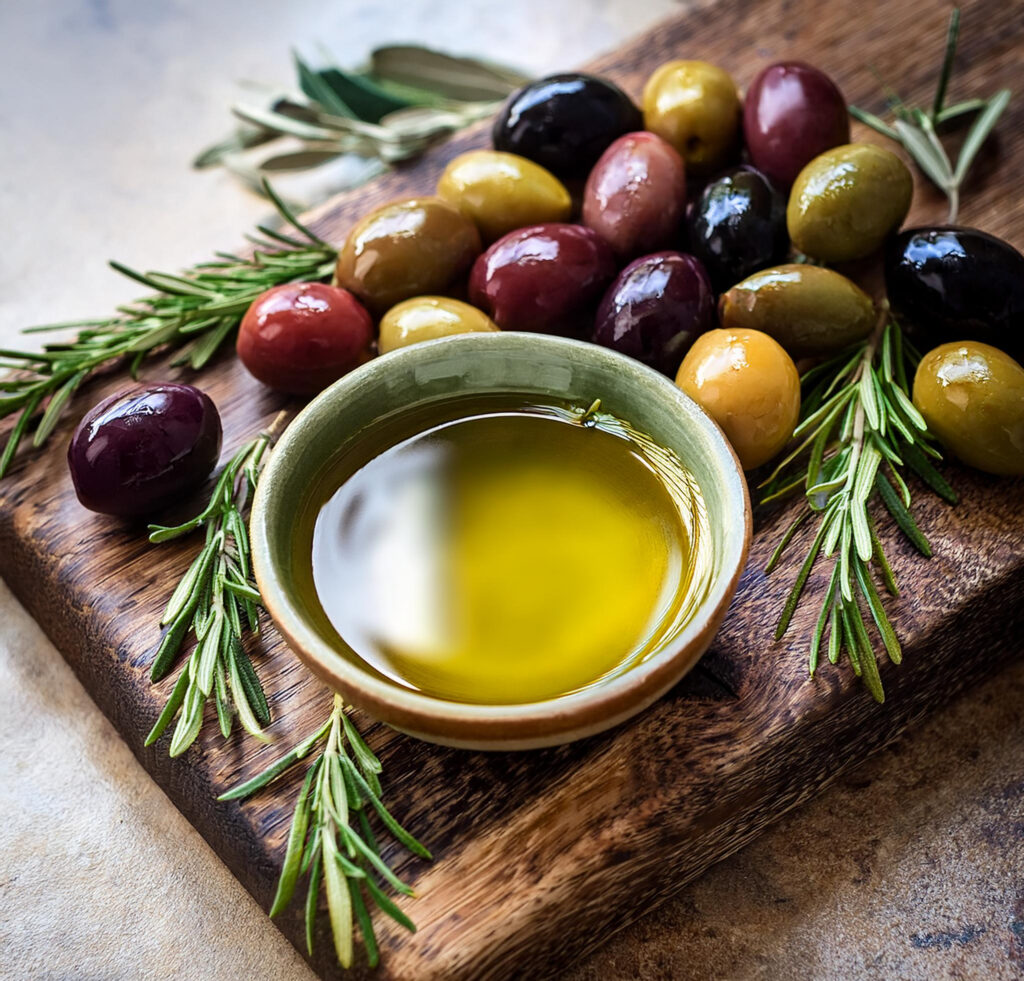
[2,0,1023,977]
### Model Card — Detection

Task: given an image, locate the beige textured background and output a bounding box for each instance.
[0,2,1021,979]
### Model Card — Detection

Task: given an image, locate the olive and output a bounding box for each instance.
[379,296,499,353]
[68,383,222,517]
[675,328,800,470]
[237,283,374,395]
[334,197,481,315]
[913,341,1024,476]
[885,226,1024,363]
[743,62,850,188]
[718,264,875,357]
[687,167,788,292]
[642,60,740,176]
[436,150,572,244]
[468,223,616,334]
[492,73,642,179]
[592,252,713,376]
[787,143,913,262]
[581,132,686,259]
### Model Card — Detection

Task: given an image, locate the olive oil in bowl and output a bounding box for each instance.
[300,396,711,706]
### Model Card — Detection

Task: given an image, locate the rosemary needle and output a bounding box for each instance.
[0,182,336,480]
[145,413,287,756]
[220,694,431,969]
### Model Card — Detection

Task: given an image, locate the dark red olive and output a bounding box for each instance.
[582,131,686,259]
[492,73,643,179]
[468,223,616,335]
[743,62,849,187]
[68,383,222,517]
[885,226,1024,362]
[238,282,374,395]
[592,251,714,375]
[687,166,789,292]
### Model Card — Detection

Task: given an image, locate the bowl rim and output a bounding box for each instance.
[251,332,751,749]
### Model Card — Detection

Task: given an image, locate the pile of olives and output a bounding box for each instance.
[69,55,1024,516]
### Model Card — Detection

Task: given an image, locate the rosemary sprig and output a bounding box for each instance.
[0,182,336,480]
[849,8,1010,222]
[762,317,957,702]
[219,694,431,969]
[144,416,285,756]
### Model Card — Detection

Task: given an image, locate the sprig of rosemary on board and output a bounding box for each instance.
[219,694,431,969]
[0,182,336,480]
[849,7,1010,222]
[144,417,285,756]
[761,316,957,701]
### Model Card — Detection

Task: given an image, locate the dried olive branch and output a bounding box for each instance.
[219,694,431,969]
[0,181,336,479]
[761,315,957,701]
[849,7,1010,222]
[144,413,287,756]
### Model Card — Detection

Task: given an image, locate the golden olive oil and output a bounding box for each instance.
[297,396,710,705]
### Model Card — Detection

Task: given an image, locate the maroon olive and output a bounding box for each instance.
[582,132,686,259]
[592,251,714,375]
[743,62,850,187]
[68,383,222,517]
[468,223,616,334]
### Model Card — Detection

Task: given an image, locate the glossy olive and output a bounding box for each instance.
[436,150,572,243]
[492,73,642,179]
[885,226,1024,363]
[379,296,499,353]
[642,60,740,176]
[743,62,850,187]
[687,167,788,291]
[718,264,875,357]
[675,328,800,470]
[582,132,686,259]
[334,197,481,315]
[468,223,616,334]
[592,252,713,376]
[238,283,374,395]
[787,143,913,262]
[68,383,222,517]
[913,341,1024,476]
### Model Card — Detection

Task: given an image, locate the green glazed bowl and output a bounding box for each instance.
[251,333,751,750]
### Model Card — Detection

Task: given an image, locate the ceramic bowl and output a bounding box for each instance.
[251,333,750,750]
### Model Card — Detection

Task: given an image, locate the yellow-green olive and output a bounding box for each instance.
[912,341,1024,476]
[379,296,499,353]
[334,197,481,315]
[642,60,740,176]
[787,143,913,262]
[436,150,572,243]
[719,264,875,357]
[675,327,800,470]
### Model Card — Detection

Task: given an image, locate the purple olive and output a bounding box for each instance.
[582,131,686,259]
[68,383,222,517]
[468,223,616,335]
[592,251,714,375]
[743,62,850,187]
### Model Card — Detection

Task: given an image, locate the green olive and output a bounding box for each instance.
[642,60,740,176]
[379,296,499,353]
[675,327,801,470]
[334,197,481,315]
[787,143,913,262]
[719,264,875,357]
[437,150,572,243]
[912,341,1024,476]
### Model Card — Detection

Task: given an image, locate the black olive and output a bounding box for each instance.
[885,226,1024,362]
[492,73,642,179]
[687,166,789,292]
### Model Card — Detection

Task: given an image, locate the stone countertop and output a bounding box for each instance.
[0,1,1021,978]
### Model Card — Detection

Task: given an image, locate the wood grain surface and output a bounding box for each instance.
[2,0,1023,978]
